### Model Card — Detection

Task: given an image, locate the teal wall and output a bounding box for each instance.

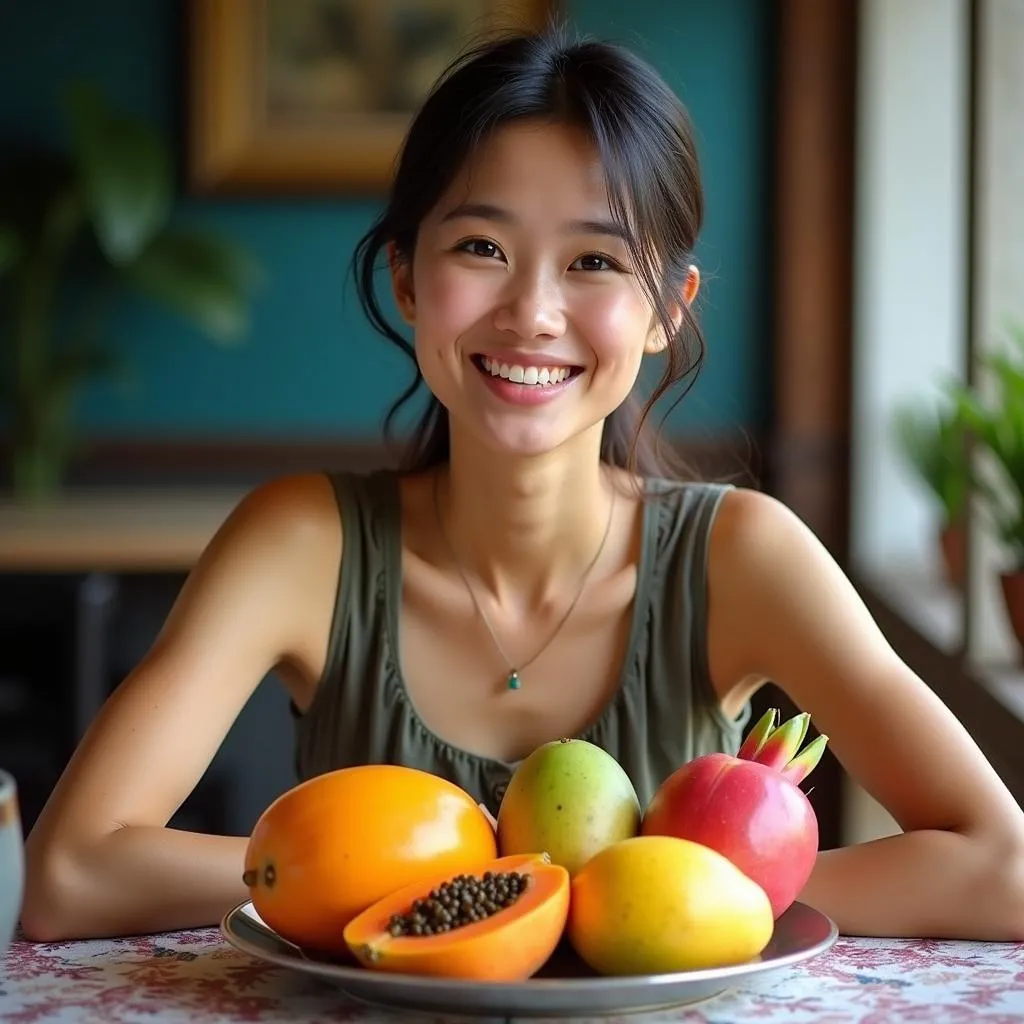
[0,0,771,439]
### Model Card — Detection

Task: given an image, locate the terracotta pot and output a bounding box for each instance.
[999,570,1024,653]
[939,520,966,590]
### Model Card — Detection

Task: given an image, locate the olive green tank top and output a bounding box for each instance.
[292,469,751,817]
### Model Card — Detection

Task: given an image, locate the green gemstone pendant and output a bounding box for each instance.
[507,670,521,691]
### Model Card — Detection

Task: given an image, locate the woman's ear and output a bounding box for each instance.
[387,241,416,325]
[681,263,700,308]
[644,264,700,354]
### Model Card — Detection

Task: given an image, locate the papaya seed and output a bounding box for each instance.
[385,870,528,936]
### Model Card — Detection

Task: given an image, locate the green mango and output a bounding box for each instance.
[496,738,641,876]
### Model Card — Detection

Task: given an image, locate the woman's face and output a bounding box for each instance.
[390,119,697,460]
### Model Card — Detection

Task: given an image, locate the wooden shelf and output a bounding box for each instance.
[0,487,247,573]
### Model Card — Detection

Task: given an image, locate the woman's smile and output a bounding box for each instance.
[470,352,585,406]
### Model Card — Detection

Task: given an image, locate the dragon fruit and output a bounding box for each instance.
[641,709,828,919]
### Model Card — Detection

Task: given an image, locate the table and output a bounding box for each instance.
[0,487,245,573]
[3,927,1024,1023]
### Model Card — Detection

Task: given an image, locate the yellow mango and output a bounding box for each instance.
[567,835,774,975]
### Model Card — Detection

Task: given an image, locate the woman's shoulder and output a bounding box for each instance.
[223,466,402,531]
[202,471,347,579]
[707,485,809,560]
[228,470,341,533]
[635,476,810,577]
[704,484,837,630]
[211,467,410,569]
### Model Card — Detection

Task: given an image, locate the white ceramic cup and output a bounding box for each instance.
[0,771,24,955]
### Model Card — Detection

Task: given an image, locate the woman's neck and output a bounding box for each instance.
[436,426,617,611]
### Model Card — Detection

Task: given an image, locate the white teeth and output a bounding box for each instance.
[480,357,573,386]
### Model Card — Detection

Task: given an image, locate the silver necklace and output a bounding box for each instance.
[433,471,615,691]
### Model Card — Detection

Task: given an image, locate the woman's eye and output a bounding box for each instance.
[572,253,617,272]
[459,239,502,259]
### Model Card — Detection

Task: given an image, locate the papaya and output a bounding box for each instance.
[343,853,570,981]
[242,764,497,956]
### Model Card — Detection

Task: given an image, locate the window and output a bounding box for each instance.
[852,0,1024,685]
[847,0,1024,837]
[850,0,969,653]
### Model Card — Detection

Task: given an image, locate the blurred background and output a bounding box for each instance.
[0,0,1021,853]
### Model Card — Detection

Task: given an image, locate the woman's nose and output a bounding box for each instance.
[492,267,567,339]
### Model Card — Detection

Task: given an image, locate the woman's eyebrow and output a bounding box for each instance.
[440,201,630,241]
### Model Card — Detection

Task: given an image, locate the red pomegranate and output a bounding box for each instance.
[641,709,828,919]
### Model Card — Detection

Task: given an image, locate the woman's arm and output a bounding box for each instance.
[707,488,1024,940]
[20,473,342,941]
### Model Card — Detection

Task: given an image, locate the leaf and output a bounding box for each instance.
[0,153,76,242]
[737,708,777,761]
[43,344,124,413]
[952,318,1024,562]
[890,397,971,521]
[63,81,172,265]
[124,226,263,342]
[13,342,123,456]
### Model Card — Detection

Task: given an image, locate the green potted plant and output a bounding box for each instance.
[951,317,1024,649]
[891,394,971,588]
[0,82,261,502]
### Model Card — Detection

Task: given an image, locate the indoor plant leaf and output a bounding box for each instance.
[956,319,1024,566]
[9,341,125,502]
[63,81,172,265]
[891,398,970,522]
[123,226,263,342]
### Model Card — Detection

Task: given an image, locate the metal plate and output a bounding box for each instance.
[221,899,837,1018]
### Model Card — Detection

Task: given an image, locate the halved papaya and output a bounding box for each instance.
[242,764,497,956]
[343,852,570,981]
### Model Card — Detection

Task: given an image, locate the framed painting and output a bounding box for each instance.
[187,0,555,194]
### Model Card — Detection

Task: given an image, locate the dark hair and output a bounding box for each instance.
[352,23,706,480]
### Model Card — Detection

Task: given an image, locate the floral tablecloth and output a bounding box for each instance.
[2,926,1024,1023]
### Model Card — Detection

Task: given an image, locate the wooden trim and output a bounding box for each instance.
[758,0,859,853]
[962,0,982,654]
[0,489,250,573]
[57,437,401,483]
[770,0,857,561]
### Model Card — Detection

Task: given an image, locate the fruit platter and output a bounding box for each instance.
[221,710,839,1017]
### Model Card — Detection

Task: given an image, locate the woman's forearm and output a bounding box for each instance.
[25,825,1024,945]
[22,826,250,941]
[800,829,1024,941]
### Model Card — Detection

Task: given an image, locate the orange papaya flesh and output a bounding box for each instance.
[343,852,570,981]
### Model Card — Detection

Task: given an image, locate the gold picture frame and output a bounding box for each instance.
[187,0,555,194]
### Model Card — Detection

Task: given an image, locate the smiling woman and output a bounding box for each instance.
[382,118,699,459]
[20,23,1024,946]
[355,39,707,476]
